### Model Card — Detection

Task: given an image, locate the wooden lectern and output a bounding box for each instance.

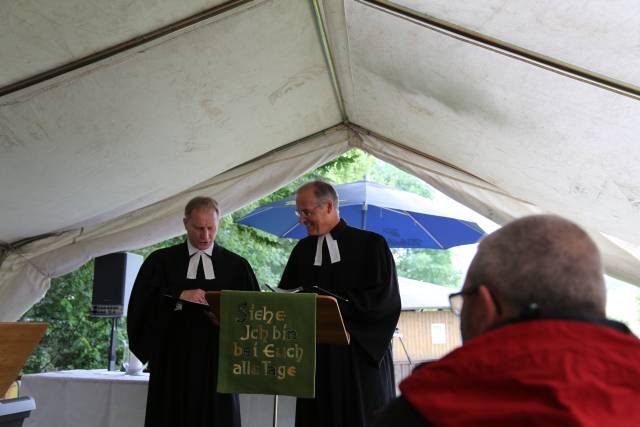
[204,291,349,427]
[0,323,47,427]
[204,291,350,345]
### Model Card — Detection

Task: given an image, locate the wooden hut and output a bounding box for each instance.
[393,277,462,390]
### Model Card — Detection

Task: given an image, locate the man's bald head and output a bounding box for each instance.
[461,215,606,339]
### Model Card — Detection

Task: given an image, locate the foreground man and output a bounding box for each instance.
[374,214,640,427]
[127,196,259,427]
[279,180,401,427]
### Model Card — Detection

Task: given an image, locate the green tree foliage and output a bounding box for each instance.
[20,149,463,372]
[218,149,461,288]
[215,149,362,288]
[393,249,462,288]
[20,260,124,373]
[309,151,462,287]
[216,216,295,287]
[20,237,184,373]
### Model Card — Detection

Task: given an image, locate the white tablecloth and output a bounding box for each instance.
[20,369,294,427]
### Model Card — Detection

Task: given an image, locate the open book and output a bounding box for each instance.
[264,284,303,293]
[263,284,349,302]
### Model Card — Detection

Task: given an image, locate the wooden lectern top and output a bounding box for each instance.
[204,291,350,345]
[315,295,350,345]
[0,322,48,396]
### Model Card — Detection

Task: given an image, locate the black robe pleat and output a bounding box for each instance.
[279,220,401,427]
[127,242,259,427]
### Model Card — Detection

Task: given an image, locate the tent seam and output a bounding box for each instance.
[339,0,360,120]
[347,123,534,206]
[312,0,348,122]
[357,0,640,102]
[0,0,259,98]
[187,134,350,190]
[0,242,51,279]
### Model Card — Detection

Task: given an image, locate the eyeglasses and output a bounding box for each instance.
[449,286,503,316]
[294,203,323,218]
[448,288,479,316]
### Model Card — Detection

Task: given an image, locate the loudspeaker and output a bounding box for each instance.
[91,252,143,317]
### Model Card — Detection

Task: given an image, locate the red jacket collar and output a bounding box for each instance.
[401,319,640,427]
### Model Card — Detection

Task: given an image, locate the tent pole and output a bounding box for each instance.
[0,0,255,98]
[359,0,640,102]
[310,0,349,122]
[348,123,489,183]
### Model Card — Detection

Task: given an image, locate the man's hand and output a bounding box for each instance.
[180,288,209,305]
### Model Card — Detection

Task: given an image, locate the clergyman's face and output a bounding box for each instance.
[296,188,331,236]
[183,208,218,250]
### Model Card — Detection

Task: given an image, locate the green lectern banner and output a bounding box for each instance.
[217,290,316,397]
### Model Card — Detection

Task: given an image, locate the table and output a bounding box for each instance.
[20,369,294,427]
[21,370,148,427]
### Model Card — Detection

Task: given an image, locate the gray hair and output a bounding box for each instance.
[297,180,340,209]
[184,196,220,217]
[466,214,606,318]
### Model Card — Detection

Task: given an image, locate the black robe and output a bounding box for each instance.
[372,396,429,427]
[279,219,401,427]
[127,242,259,427]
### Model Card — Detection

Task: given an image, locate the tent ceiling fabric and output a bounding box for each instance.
[0,0,230,87]
[0,126,353,321]
[327,0,640,243]
[2,0,640,319]
[0,0,342,243]
[355,132,640,286]
[391,0,640,89]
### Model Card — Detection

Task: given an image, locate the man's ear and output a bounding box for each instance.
[476,284,500,333]
[325,199,334,214]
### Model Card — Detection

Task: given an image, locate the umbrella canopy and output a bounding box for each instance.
[236,181,485,249]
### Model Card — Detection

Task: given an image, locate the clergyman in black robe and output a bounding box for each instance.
[127,197,259,427]
[279,181,401,427]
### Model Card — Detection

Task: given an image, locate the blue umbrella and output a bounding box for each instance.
[236,180,485,249]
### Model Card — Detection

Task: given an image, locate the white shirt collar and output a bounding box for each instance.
[186,240,215,279]
[314,233,341,266]
[187,240,214,256]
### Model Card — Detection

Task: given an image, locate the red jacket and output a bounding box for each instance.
[400,319,640,427]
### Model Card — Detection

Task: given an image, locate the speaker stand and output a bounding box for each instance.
[108,317,119,371]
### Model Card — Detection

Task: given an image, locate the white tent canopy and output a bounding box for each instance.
[398,277,452,311]
[1,0,639,321]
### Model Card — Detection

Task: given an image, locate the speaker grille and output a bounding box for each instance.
[91,252,142,317]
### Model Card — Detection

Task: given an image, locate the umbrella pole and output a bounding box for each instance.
[361,203,368,230]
